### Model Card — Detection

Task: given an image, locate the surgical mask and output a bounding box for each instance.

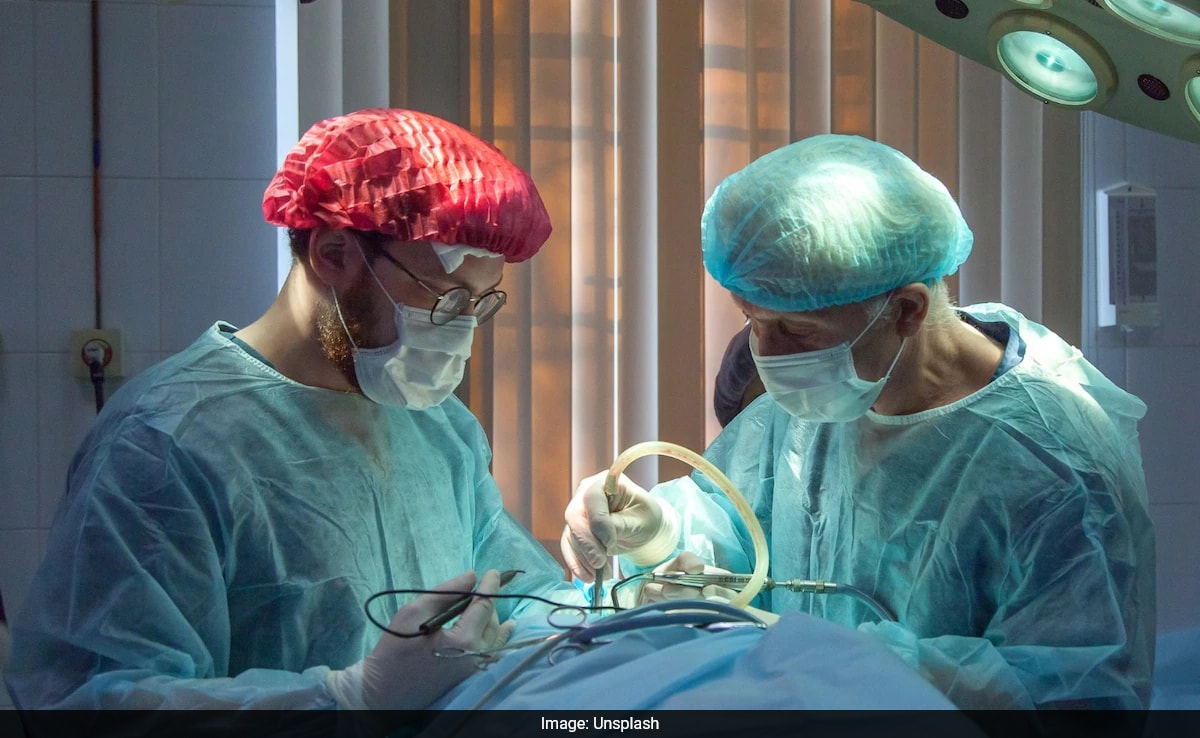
[750,298,904,423]
[333,265,476,410]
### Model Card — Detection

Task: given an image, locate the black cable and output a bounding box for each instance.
[88,359,106,413]
[363,589,618,639]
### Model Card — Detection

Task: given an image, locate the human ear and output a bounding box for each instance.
[892,283,930,338]
[308,227,367,291]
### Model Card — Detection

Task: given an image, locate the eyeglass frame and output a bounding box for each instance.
[369,244,508,326]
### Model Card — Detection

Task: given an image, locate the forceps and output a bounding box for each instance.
[646,572,777,591]
[646,572,897,621]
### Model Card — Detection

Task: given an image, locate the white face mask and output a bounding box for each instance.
[333,264,476,410]
[750,298,904,423]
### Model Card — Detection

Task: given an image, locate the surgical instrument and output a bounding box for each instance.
[643,572,897,622]
[419,569,523,635]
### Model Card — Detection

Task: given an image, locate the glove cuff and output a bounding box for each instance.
[622,500,680,566]
[326,662,370,710]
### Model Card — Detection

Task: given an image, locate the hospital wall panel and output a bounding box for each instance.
[158,178,277,352]
[0,353,39,531]
[1126,126,1200,191]
[99,3,159,179]
[158,4,275,180]
[1087,121,1200,634]
[1088,112,1128,196]
[1148,503,1200,634]
[1091,346,1127,390]
[34,177,94,355]
[99,178,161,355]
[0,178,38,353]
[35,352,98,529]
[0,2,35,178]
[1140,189,1200,348]
[1126,347,1200,507]
[33,2,92,179]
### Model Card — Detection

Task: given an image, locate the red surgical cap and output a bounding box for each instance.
[263,108,552,263]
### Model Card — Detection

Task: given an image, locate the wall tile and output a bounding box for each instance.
[34,1,92,178]
[99,3,159,178]
[159,178,276,352]
[158,5,275,179]
[0,178,38,353]
[1126,126,1200,190]
[35,177,95,353]
[0,3,36,177]
[100,178,160,354]
[1126,346,1200,506]
[1149,503,1200,632]
[0,353,39,530]
[37,352,99,528]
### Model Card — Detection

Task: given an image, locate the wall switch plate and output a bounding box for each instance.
[71,329,124,378]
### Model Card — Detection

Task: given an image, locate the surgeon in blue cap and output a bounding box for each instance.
[563,134,1156,709]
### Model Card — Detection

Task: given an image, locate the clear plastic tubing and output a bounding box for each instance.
[605,441,770,610]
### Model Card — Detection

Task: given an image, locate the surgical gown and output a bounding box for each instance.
[5,323,575,709]
[632,304,1155,709]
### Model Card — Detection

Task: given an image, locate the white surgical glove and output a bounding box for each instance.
[560,471,680,582]
[326,570,514,710]
[640,551,730,603]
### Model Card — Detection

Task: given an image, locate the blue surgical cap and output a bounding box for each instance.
[701,134,973,312]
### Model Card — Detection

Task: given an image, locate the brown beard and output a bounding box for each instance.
[317,276,379,391]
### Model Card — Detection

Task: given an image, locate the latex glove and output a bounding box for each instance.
[640,551,730,604]
[644,552,780,625]
[561,471,680,582]
[326,570,514,710]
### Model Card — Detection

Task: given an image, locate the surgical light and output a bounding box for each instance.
[1100,0,1200,46]
[989,13,1116,107]
[1185,57,1200,125]
[857,0,1200,144]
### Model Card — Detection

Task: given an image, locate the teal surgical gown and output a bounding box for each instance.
[5,323,574,709]
[634,304,1156,709]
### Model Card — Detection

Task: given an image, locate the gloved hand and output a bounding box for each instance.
[640,551,729,603]
[326,570,514,710]
[643,552,780,625]
[561,471,680,582]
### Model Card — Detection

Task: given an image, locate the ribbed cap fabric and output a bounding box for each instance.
[263,108,552,262]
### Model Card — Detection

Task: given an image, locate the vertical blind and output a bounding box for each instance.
[386,0,1081,549]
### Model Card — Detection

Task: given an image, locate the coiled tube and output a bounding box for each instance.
[605,441,770,609]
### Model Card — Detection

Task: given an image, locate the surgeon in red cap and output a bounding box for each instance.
[6,109,578,714]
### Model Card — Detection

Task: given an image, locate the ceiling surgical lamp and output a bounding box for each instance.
[1185,55,1200,124]
[856,0,1200,144]
[989,12,1116,106]
[1100,0,1200,46]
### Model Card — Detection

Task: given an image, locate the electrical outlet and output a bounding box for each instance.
[71,329,124,379]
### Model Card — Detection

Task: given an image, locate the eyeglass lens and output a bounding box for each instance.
[431,290,506,325]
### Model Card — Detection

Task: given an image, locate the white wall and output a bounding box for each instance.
[0,0,278,707]
[1083,113,1200,635]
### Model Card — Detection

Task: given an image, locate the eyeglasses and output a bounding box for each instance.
[376,250,507,326]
